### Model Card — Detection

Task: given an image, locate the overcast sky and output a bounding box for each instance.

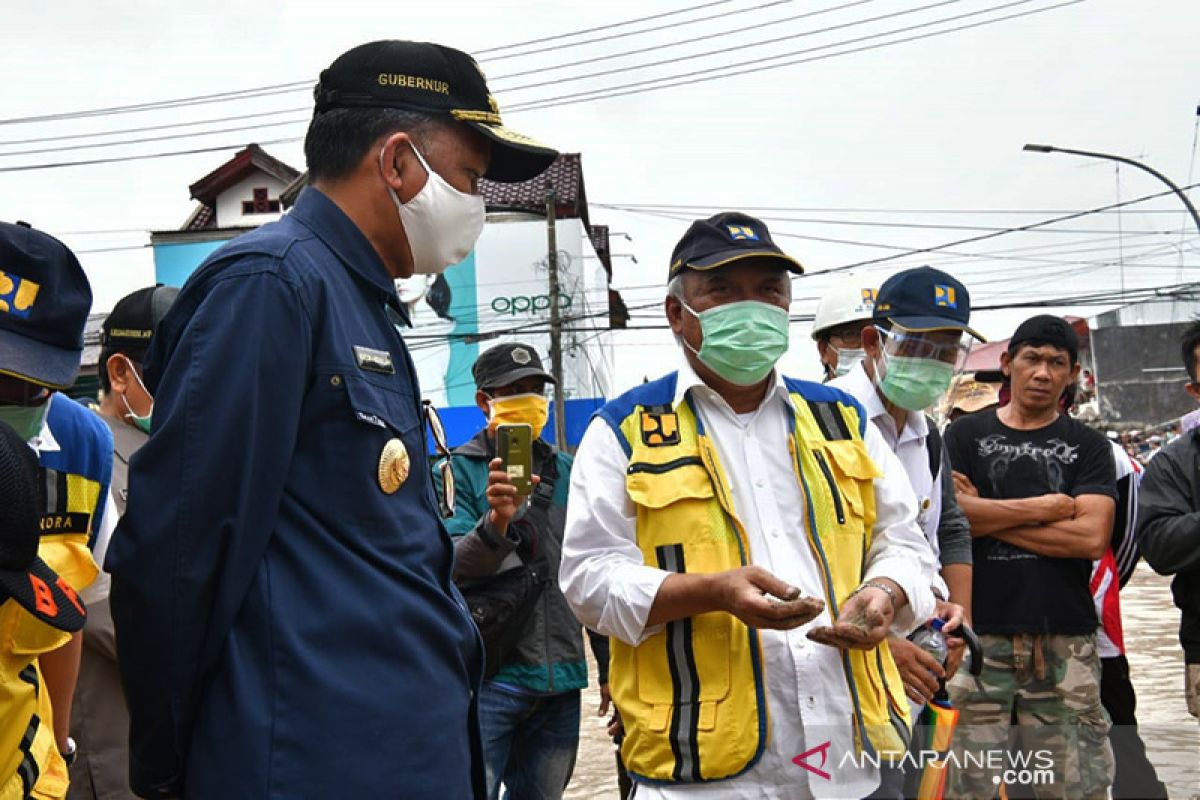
[2,0,1197,387]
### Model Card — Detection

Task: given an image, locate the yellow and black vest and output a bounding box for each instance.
[595,372,911,784]
[1,395,108,800]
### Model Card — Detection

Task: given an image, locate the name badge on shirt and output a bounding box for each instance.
[354,345,395,375]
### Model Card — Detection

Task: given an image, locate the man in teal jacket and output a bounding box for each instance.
[441,342,590,800]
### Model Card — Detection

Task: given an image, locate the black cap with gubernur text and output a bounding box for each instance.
[313,40,558,183]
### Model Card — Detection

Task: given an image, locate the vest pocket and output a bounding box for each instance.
[636,622,731,732]
[811,439,881,522]
[626,456,713,509]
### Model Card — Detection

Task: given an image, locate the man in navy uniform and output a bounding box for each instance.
[106,41,557,799]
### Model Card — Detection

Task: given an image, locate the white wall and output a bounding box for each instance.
[213,172,290,227]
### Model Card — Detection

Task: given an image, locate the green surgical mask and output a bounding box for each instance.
[876,351,955,410]
[0,401,51,442]
[682,300,790,386]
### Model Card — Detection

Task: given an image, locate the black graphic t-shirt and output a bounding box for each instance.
[945,410,1116,634]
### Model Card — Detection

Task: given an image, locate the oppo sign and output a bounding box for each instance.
[491,293,574,316]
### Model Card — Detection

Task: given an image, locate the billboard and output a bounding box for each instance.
[398,214,613,446]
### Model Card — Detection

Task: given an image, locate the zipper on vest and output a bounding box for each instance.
[812,451,846,525]
[626,456,704,475]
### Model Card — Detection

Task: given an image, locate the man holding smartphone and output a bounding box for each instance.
[439,343,598,800]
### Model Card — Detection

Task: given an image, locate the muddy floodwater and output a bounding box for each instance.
[564,563,1197,798]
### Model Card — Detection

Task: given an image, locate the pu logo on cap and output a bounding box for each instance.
[0,270,40,319]
[511,347,531,365]
[934,285,958,309]
[725,225,759,241]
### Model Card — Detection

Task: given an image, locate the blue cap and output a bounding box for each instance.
[0,221,92,389]
[669,212,803,280]
[873,265,985,341]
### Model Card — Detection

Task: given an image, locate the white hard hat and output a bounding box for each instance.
[811,273,878,340]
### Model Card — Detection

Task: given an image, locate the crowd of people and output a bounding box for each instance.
[1,36,1198,800]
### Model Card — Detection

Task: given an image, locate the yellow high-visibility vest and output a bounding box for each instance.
[596,372,911,784]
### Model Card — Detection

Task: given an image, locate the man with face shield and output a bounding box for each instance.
[561,213,945,798]
[811,273,877,382]
[105,41,557,800]
[829,266,979,797]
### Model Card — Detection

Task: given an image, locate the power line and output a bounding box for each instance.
[0,115,309,158]
[0,106,310,148]
[0,135,304,173]
[501,0,967,94]
[0,0,758,127]
[0,0,1070,162]
[491,0,882,83]
[473,0,740,56]
[509,0,1083,111]
[823,180,1200,274]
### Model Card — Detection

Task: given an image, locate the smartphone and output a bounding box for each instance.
[496,423,534,496]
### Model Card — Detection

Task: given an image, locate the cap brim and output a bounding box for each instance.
[478,366,557,390]
[0,557,86,633]
[885,315,987,343]
[464,120,559,183]
[0,328,81,389]
[674,249,804,277]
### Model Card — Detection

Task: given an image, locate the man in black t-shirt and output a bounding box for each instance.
[945,315,1116,799]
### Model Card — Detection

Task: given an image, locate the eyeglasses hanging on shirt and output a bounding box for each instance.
[424,400,456,519]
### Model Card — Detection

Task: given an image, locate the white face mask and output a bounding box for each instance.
[829,345,867,379]
[380,142,485,275]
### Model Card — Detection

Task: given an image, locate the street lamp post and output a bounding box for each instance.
[1022,143,1200,236]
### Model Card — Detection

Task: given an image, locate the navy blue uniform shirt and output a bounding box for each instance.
[107,187,485,799]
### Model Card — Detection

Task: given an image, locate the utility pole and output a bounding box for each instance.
[545,186,569,451]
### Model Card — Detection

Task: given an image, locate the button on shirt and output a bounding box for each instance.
[561,359,936,799]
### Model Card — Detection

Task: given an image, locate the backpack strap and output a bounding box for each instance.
[924,415,943,481]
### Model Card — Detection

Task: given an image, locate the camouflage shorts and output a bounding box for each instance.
[1188,663,1200,720]
[945,633,1113,800]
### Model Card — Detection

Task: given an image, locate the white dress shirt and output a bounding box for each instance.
[831,363,949,589]
[561,359,936,799]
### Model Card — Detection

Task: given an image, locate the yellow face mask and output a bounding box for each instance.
[487,393,550,439]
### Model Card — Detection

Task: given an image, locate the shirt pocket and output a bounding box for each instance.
[340,371,421,438]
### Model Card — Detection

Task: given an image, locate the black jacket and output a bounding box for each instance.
[1136,430,1200,663]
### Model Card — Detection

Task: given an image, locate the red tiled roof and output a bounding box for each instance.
[188,143,300,206]
[479,153,586,222]
[184,204,217,231]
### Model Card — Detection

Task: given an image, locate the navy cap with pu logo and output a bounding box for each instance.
[0,221,92,389]
[668,212,804,281]
[873,265,985,341]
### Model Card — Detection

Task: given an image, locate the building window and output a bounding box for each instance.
[242,187,280,215]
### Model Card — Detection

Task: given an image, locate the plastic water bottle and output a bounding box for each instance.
[909,618,949,665]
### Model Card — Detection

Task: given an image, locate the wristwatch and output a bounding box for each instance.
[850,580,899,610]
[61,736,77,768]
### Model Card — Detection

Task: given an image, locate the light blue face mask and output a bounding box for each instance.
[682,300,791,386]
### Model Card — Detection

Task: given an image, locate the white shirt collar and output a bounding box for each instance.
[672,352,792,416]
[28,392,61,454]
